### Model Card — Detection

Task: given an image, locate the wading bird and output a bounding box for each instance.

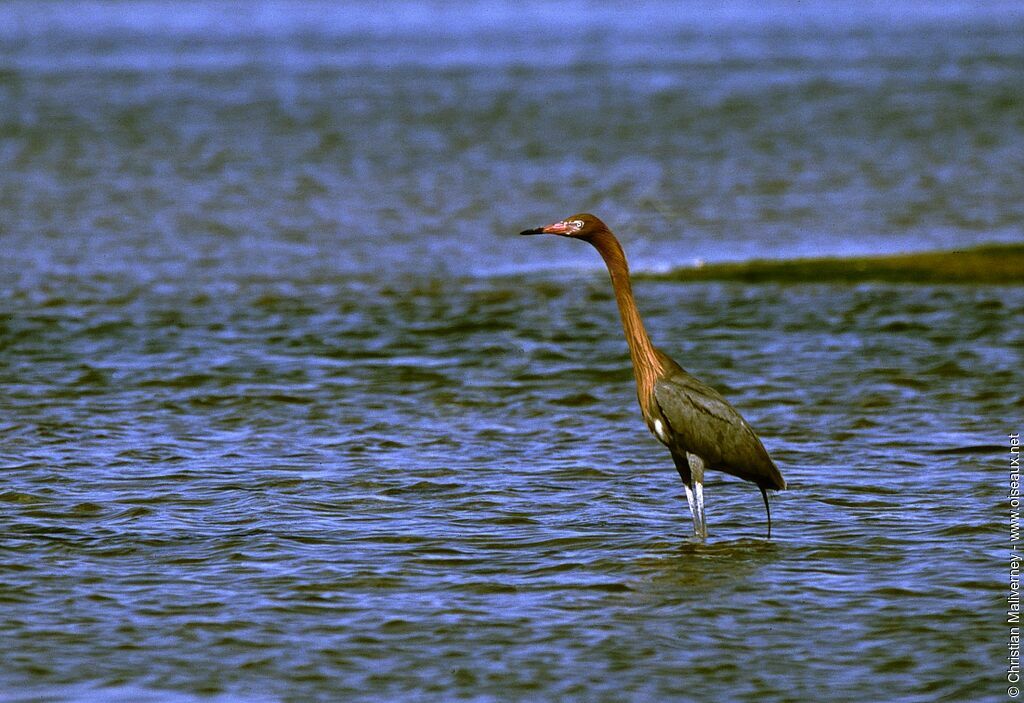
[520,214,785,538]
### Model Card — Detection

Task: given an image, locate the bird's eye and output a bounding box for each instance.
[571,220,584,228]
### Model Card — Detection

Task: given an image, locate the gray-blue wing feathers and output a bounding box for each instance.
[653,371,785,490]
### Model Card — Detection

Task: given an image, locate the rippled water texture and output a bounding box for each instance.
[1,2,1022,702]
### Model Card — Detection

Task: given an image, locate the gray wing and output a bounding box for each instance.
[653,370,785,490]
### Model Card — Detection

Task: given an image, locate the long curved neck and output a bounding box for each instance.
[586,229,664,404]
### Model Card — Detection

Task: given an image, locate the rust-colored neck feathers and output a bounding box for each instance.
[584,229,665,407]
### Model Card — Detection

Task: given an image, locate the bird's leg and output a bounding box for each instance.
[685,452,707,539]
[683,484,700,536]
[672,451,706,540]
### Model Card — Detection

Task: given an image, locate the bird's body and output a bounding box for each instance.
[521,213,785,538]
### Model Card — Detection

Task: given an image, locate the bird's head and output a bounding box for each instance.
[520,213,608,240]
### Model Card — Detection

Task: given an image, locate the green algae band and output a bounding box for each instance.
[643,244,1024,284]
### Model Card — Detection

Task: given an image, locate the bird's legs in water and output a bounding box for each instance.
[673,452,707,539]
[685,453,707,539]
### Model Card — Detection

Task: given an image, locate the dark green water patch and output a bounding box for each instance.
[642,243,1024,284]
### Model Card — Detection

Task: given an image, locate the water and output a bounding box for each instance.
[1,2,1021,701]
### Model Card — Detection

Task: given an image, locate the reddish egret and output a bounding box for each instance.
[520,213,785,538]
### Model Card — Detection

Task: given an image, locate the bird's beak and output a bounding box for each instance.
[519,221,572,236]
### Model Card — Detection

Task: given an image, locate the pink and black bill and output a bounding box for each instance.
[519,220,579,236]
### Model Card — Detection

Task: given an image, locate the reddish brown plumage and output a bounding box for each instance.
[521,213,785,537]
